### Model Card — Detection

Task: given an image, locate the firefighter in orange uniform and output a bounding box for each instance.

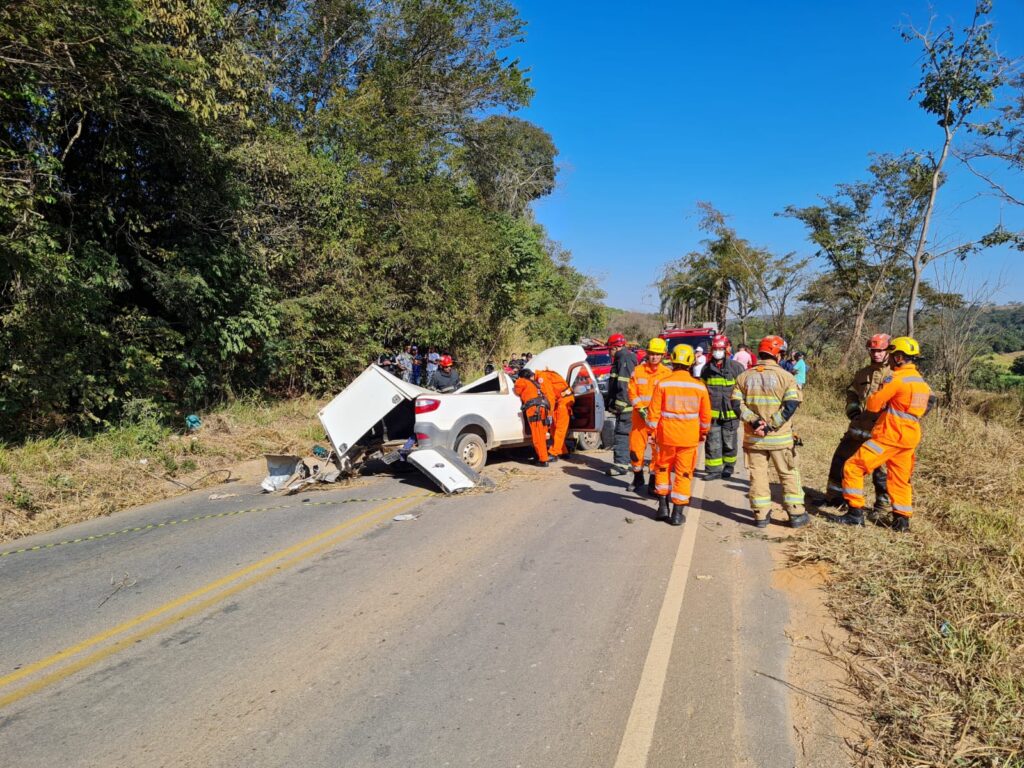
[647,344,711,526]
[514,368,554,466]
[538,368,574,459]
[626,338,671,493]
[839,337,935,532]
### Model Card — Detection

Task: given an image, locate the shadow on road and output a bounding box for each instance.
[695,496,754,526]
[567,483,661,522]
[559,464,631,492]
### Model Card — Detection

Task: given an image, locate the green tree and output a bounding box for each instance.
[901,0,1011,335]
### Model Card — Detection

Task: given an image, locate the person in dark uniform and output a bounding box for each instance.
[605,332,638,476]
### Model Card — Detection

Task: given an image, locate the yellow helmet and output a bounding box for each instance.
[888,336,920,357]
[669,344,695,366]
[647,337,668,355]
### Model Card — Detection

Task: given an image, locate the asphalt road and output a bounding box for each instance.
[0,448,836,768]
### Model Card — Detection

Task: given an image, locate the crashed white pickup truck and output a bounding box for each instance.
[318,345,605,473]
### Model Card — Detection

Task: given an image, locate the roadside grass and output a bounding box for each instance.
[793,384,1024,767]
[0,395,328,542]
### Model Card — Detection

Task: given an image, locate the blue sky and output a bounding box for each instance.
[512,0,1024,312]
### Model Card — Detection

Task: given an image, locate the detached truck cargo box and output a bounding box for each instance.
[317,365,429,474]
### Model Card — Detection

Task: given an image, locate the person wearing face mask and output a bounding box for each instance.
[701,334,746,480]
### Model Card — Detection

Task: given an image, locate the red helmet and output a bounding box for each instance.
[867,333,891,351]
[758,335,786,358]
[439,354,453,367]
[711,334,729,350]
[607,333,626,346]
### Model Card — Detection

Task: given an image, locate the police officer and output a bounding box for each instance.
[824,334,892,515]
[701,334,745,480]
[605,333,638,477]
[732,336,808,528]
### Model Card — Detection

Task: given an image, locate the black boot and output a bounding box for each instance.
[832,507,865,526]
[891,514,911,533]
[631,471,645,494]
[606,464,628,477]
[670,504,686,526]
[789,512,810,528]
[722,465,734,479]
[647,473,657,497]
[656,496,670,522]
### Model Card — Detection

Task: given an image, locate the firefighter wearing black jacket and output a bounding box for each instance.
[605,333,638,476]
[701,335,746,479]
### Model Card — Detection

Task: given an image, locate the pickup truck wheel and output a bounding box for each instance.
[454,432,487,471]
[574,431,602,452]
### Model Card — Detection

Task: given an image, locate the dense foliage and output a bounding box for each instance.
[0,0,604,438]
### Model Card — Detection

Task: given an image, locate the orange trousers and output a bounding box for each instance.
[654,445,697,506]
[628,414,660,472]
[527,418,550,463]
[843,439,916,517]
[550,398,574,456]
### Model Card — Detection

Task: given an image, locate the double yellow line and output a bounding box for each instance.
[0,492,428,709]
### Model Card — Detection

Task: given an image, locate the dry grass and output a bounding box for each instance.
[793,387,1024,767]
[0,396,328,542]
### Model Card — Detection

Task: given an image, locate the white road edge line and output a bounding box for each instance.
[612,478,704,768]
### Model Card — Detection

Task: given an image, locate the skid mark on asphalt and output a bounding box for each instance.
[0,495,428,559]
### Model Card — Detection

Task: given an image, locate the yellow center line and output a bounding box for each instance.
[0,493,429,699]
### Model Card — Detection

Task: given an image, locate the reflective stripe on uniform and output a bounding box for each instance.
[783,387,800,401]
[646,419,658,429]
[662,412,699,420]
[751,496,772,509]
[892,503,913,512]
[710,409,738,419]
[887,406,919,422]
[660,380,705,391]
[745,394,781,405]
[722,455,737,464]
[671,493,689,504]
[784,494,804,504]
[848,428,872,439]
[705,456,723,467]
[705,377,735,387]
[635,377,648,384]
[827,482,843,493]
[863,440,883,454]
[843,487,864,496]
[655,483,671,492]
[901,376,926,383]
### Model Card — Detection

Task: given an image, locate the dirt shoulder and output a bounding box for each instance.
[0,397,330,542]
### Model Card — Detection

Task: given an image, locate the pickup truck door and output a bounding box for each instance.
[567,362,604,431]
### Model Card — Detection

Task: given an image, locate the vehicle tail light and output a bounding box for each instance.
[415,433,430,442]
[415,398,441,414]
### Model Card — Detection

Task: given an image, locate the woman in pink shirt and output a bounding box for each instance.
[732,344,753,369]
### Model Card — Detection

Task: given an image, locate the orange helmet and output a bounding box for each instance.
[867,333,890,351]
[439,354,453,367]
[711,334,729,350]
[758,335,786,358]
[607,333,626,346]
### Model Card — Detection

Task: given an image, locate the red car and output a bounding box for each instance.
[659,327,717,359]
[584,345,613,395]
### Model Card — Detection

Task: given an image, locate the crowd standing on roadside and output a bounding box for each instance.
[596,330,933,533]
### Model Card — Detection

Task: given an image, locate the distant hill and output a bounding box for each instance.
[978,304,1024,353]
[603,308,664,343]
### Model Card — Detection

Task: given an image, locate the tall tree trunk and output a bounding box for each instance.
[907,124,953,337]
[841,303,869,368]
